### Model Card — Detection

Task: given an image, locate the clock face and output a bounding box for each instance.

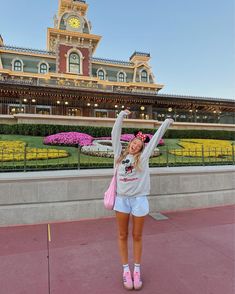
[68,17,81,29]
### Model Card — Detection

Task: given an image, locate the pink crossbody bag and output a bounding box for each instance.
[104,168,117,210]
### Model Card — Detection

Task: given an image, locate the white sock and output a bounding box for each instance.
[123,264,130,273]
[134,263,141,273]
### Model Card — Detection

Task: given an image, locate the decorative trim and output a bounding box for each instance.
[88,46,92,77]
[82,16,91,33]
[135,62,150,69]
[92,57,133,66]
[1,45,55,56]
[0,55,2,69]
[55,39,60,73]
[130,51,150,60]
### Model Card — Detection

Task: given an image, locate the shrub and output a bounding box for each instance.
[0,124,234,140]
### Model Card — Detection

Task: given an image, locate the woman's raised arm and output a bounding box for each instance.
[111,110,130,159]
[141,118,174,160]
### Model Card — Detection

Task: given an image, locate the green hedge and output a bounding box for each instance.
[1,161,233,173]
[0,123,234,140]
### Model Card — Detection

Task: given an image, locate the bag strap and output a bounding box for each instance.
[113,163,118,176]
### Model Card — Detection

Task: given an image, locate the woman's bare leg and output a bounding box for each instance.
[132,215,145,264]
[115,211,130,264]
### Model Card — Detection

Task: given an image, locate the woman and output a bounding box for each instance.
[111,109,173,290]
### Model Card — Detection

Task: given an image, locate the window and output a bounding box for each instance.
[141,70,148,82]
[8,105,25,114]
[66,49,83,74]
[13,60,23,72]
[69,53,80,73]
[118,72,125,82]
[36,106,51,115]
[98,69,105,80]
[68,108,81,116]
[95,110,108,118]
[40,63,48,74]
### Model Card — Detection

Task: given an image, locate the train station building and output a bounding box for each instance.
[0,0,234,124]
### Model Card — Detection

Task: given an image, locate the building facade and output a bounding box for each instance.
[0,0,234,124]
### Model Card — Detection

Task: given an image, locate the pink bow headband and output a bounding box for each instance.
[135,131,147,142]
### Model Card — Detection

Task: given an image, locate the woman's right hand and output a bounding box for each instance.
[124,109,131,115]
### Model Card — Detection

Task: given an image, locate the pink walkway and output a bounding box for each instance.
[0,205,234,294]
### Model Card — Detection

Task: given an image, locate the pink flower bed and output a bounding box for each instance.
[43,132,93,146]
[44,132,165,147]
[96,134,164,145]
[121,134,164,145]
[121,134,135,141]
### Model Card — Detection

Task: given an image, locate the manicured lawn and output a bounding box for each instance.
[0,135,233,171]
[0,134,113,170]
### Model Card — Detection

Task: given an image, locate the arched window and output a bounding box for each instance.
[69,52,80,73]
[97,69,105,80]
[118,72,125,82]
[141,70,148,82]
[39,63,48,74]
[13,60,23,72]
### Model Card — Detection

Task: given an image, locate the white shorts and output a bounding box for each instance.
[114,195,149,217]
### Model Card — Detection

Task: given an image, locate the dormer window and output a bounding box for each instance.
[140,70,148,83]
[97,69,105,80]
[39,63,48,74]
[118,72,126,82]
[13,60,23,72]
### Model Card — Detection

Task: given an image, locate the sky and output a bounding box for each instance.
[0,0,234,100]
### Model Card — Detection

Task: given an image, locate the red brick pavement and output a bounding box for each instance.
[0,205,234,294]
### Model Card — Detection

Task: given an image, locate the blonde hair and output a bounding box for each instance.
[116,139,144,171]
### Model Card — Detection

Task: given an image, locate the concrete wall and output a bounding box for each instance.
[0,115,17,125]
[0,113,234,130]
[0,166,234,226]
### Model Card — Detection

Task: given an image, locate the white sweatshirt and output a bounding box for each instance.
[111,111,173,197]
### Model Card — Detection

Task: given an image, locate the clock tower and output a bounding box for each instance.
[47,0,101,76]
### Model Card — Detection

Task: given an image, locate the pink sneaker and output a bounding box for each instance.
[133,271,143,290]
[123,271,133,290]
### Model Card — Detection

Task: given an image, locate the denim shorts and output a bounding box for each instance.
[113,195,149,217]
